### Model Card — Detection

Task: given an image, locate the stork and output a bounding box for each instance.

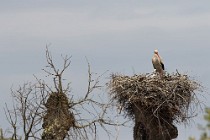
[152,49,164,76]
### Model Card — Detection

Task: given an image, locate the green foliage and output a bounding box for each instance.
[200,108,210,140]
[189,108,210,140]
[189,137,196,140]
[0,128,12,140]
[204,108,210,130]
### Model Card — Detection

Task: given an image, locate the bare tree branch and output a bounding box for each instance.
[5,81,48,140]
[5,47,127,140]
[4,103,18,140]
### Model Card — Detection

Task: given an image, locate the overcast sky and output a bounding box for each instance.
[0,1,210,139]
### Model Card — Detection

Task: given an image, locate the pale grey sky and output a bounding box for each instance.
[0,1,210,139]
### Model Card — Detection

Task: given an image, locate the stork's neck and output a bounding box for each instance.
[155,53,161,61]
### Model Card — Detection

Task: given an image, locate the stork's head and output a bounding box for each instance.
[154,49,159,54]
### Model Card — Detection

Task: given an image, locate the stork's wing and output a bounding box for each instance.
[161,62,164,70]
[159,57,165,70]
[152,57,157,69]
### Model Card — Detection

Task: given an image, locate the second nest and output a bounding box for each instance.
[109,72,201,123]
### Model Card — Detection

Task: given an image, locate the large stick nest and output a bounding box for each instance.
[109,72,201,123]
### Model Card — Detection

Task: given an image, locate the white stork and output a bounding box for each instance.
[152,49,165,76]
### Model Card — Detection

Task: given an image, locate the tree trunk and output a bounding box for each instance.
[133,104,178,140]
[42,92,75,140]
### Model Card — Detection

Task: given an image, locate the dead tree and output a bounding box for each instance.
[4,81,47,140]
[5,47,126,140]
[42,49,126,140]
[41,48,126,140]
[109,73,202,140]
[40,48,73,140]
